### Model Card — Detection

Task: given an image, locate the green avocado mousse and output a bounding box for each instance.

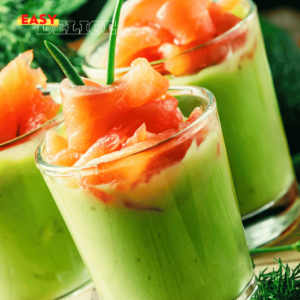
[0,51,90,300]
[82,0,299,249]
[36,31,256,298]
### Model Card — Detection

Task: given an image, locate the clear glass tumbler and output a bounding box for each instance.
[36,86,256,300]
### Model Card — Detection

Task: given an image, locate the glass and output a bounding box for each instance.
[0,84,90,300]
[82,0,300,249]
[36,86,256,300]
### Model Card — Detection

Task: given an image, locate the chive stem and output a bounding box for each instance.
[250,241,300,255]
[106,0,123,85]
[44,41,85,86]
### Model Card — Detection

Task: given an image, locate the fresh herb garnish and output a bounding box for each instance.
[251,259,300,299]
[106,0,123,85]
[44,41,85,86]
[250,240,300,255]
[45,0,123,86]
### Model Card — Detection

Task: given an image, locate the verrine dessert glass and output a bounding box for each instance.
[83,0,299,249]
[0,85,90,300]
[36,86,256,300]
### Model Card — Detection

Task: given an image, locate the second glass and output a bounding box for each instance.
[83,0,300,249]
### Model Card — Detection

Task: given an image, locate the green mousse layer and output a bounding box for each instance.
[170,16,295,216]
[44,129,253,300]
[0,137,89,300]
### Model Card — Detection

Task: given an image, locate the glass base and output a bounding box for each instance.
[64,276,257,300]
[243,182,300,249]
[235,275,257,300]
[55,280,93,300]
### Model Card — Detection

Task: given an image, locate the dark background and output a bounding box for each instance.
[257,1,300,10]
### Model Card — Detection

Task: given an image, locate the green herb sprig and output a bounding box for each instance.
[251,259,300,299]
[106,0,123,85]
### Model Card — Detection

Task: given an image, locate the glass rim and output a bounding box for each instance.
[35,85,216,177]
[0,83,63,148]
[82,0,256,74]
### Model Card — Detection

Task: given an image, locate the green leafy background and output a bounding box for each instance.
[0,0,91,81]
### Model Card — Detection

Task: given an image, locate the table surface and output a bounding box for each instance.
[70,218,300,300]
